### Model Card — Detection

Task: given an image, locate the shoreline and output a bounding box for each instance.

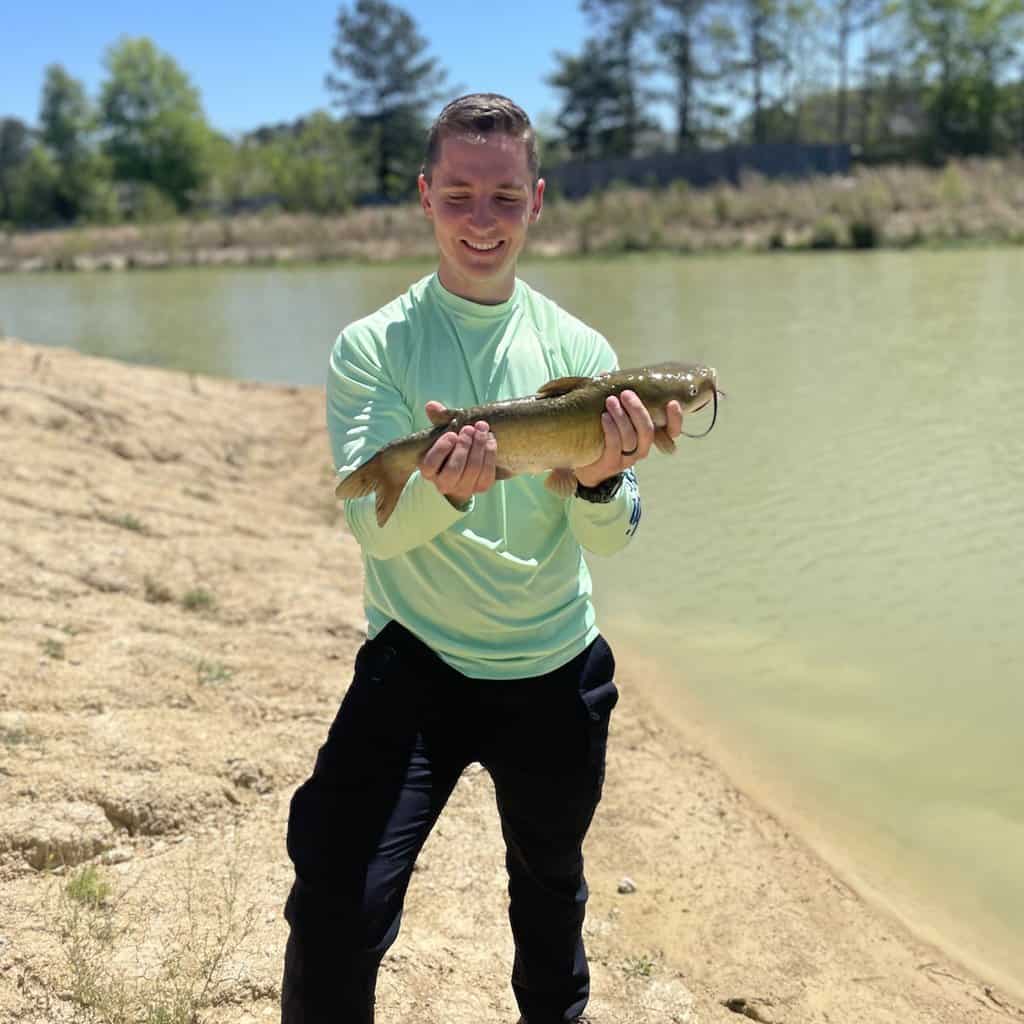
[611,636,1024,1008]
[1,336,1020,1022]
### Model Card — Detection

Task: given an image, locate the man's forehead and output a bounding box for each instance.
[433,132,532,186]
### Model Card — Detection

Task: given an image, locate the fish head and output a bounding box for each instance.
[629,362,720,418]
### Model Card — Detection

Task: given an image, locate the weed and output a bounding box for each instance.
[623,953,658,979]
[181,588,216,613]
[41,638,65,660]
[48,842,259,1024]
[102,512,146,533]
[144,575,175,605]
[66,865,112,908]
[196,659,233,686]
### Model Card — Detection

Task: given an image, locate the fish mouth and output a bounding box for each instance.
[682,387,721,438]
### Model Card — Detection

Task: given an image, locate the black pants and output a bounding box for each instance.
[281,621,619,1024]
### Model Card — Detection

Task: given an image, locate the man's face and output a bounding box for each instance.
[418,132,544,304]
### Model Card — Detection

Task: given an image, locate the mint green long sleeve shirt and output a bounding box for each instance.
[328,273,641,679]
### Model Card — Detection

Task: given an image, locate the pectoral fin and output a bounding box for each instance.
[653,427,677,454]
[544,468,578,498]
[537,375,592,398]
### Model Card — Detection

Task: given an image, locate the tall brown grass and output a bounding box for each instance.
[2,157,1022,272]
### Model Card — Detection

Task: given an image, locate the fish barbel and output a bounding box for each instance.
[335,361,721,525]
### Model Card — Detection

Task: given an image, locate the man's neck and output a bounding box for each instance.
[437,266,515,306]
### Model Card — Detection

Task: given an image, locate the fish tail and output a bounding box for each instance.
[334,452,412,527]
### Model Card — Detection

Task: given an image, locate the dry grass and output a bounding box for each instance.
[2,157,1021,272]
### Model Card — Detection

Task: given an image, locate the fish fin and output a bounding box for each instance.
[426,404,454,427]
[334,454,410,527]
[544,468,578,498]
[653,427,677,454]
[334,455,381,500]
[374,482,403,527]
[494,466,517,481]
[536,375,592,398]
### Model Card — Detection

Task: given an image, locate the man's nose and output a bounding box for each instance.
[469,199,495,229]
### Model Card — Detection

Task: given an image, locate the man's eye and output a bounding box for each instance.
[496,196,521,204]
[445,195,468,203]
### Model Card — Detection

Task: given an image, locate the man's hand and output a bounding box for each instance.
[574,391,684,488]
[419,401,498,507]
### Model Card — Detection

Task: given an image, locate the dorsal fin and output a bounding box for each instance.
[426,404,454,427]
[537,375,592,399]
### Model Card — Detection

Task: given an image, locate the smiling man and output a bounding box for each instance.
[281,94,684,1024]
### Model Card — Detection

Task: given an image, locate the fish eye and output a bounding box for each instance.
[688,384,699,397]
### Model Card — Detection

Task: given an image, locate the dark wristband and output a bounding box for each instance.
[574,473,624,504]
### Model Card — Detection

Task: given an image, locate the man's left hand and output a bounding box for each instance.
[574,391,684,488]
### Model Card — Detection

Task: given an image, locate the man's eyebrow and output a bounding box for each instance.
[439,178,528,190]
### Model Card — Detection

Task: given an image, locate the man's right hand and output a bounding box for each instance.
[419,402,498,508]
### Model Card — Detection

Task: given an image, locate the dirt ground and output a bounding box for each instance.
[1,336,1020,1024]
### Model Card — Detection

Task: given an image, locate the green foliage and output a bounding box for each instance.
[41,637,66,659]
[326,0,448,198]
[66,865,112,908]
[196,658,233,686]
[0,117,32,222]
[99,37,213,211]
[181,587,216,613]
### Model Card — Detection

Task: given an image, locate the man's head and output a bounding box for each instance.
[419,94,545,305]
[423,94,540,186]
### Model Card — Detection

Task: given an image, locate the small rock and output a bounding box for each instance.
[101,846,132,865]
[617,877,637,894]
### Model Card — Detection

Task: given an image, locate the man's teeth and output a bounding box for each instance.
[465,240,501,251]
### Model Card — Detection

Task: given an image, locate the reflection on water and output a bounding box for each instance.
[3,249,1023,989]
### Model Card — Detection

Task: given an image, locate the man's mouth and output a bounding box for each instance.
[462,239,504,253]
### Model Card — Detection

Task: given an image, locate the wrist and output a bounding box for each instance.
[574,473,623,504]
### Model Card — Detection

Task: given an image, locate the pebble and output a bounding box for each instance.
[617,877,637,894]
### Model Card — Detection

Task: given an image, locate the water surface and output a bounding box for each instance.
[3,250,1022,989]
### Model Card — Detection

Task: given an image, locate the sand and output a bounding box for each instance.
[1,336,1020,1023]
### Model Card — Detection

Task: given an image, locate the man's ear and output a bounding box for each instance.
[418,174,433,219]
[530,178,546,223]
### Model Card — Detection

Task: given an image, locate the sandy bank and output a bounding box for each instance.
[0,336,1019,1023]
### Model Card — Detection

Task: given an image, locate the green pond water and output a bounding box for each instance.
[3,249,1022,990]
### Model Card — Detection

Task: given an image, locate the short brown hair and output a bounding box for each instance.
[423,93,539,183]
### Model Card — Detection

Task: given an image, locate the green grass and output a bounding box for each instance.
[101,512,147,533]
[196,659,233,686]
[65,865,112,908]
[41,637,66,660]
[622,953,658,979]
[181,588,216,613]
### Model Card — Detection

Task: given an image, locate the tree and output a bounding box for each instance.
[831,0,887,143]
[0,118,31,222]
[99,37,213,210]
[548,41,634,158]
[39,64,105,221]
[326,0,448,198]
[657,0,741,148]
[582,0,660,155]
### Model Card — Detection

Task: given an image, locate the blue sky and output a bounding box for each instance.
[6,1,593,136]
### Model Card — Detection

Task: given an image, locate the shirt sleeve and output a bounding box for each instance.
[327,328,472,561]
[563,326,642,555]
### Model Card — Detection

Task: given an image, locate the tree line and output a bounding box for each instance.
[2,0,1022,229]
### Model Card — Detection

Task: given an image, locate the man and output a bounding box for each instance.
[282,94,684,1023]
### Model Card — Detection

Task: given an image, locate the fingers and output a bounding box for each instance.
[665,399,684,439]
[420,421,496,500]
[606,391,653,464]
[419,431,459,481]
